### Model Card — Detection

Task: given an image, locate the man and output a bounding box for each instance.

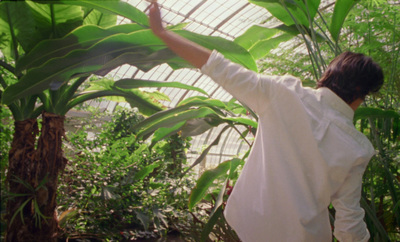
[148,2,384,241]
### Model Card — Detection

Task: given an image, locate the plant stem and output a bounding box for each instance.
[0,74,8,88]
[0,60,16,75]
[316,10,339,54]
[305,0,326,71]
[229,123,251,147]
[281,2,321,80]
[50,4,57,38]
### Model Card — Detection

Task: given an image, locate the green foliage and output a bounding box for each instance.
[58,108,196,240]
[329,0,358,42]
[0,0,397,240]
[342,2,399,110]
[189,160,232,211]
[0,105,13,172]
[239,0,375,79]
[0,1,83,57]
[0,2,257,239]
[15,24,144,74]
[36,0,150,27]
[1,0,255,118]
[0,105,13,240]
[360,119,400,240]
[249,0,321,27]
[6,175,50,229]
[186,158,243,242]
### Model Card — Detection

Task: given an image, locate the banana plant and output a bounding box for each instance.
[0,0,258,240]
[131,96,256,163]
[235,0,359,80]
[0,1,107,241]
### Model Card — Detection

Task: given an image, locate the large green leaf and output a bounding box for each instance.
[114,78,209,96]
[0,2,52,57]
[249,33,293,59]
[132,97,228,133]
[223,116,258,128]
[0,2,24,58]
[89,48,189,77]
[329,0,358,42]
[234,24,327,59]
[177,96,228,109]
[68,89,164,116]
[355,107,400,142]
[234,25,280,50]
[200,205,224,242]
[184,126,231,176]
[150,121,186,148]
[146,106,252,147]
[0,1,82,57]
[124,90,165,117]
[188,159,232,210]
[136,107,220,139]
[249,0,321,27]
[2,30,166,105]
[130,95,257,144]
[4,27,256,105]
[354,107,400,121]
[147,112,257,148]
[180,118,218,138]
[83,7,117,27]
[26,1,83,40]
[177,30,258,72]
[16,24,144,74]
[132,163,160,181]
[36,0,149,27]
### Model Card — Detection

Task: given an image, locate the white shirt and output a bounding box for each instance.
[201,51,375,242]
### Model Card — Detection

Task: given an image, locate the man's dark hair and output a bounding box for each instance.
[317,51,384,104]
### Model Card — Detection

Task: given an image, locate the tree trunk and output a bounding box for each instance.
[33,112,67,241]
[5,118,39,242]
[5,112,67,241]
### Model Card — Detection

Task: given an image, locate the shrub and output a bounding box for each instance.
[58,108,196,241]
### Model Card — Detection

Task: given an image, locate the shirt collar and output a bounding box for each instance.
[317,87,354,120]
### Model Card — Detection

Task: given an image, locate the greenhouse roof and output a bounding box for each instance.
[80,0,352,170]
[80,0,276,169]
[89,0,273,110]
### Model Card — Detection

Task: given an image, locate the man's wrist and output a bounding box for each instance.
[154,29,168,38]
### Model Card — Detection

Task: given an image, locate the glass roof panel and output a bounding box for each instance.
[88,0,280,166]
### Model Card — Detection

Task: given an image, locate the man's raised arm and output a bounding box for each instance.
[149,2,212,69]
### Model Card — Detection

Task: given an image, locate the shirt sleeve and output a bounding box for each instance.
[201,50,280,114]
[331,163,370,242]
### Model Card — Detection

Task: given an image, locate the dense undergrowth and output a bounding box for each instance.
[57,109,196,240]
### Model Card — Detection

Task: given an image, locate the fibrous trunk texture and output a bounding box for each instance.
[5,112,67,242]
[5,118,38,242]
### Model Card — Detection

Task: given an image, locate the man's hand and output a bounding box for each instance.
[146,1,211,69]
[149,2,165,37]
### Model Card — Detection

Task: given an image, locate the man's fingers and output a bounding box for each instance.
[148,1,164,35]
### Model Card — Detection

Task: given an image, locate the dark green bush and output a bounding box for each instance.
[0,105,14,241]
[58,108,196,241]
